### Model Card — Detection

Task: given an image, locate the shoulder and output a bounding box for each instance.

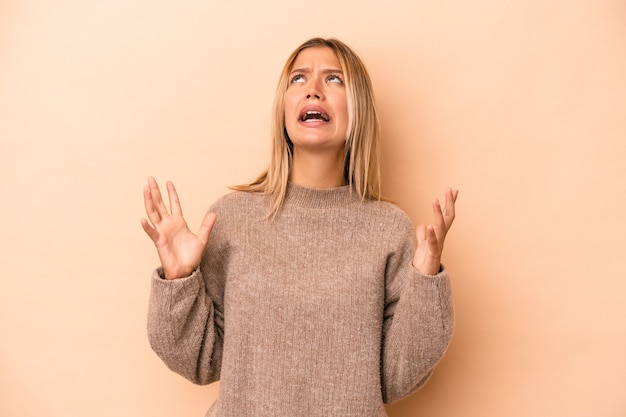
[209,190,267,213]
[203,191,268,244]
[360,198,414,231]
[206,190,269,231]
[339,198,417,258]
[336,198,415,246]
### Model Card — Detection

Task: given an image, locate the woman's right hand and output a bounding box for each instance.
[141,177,217,280]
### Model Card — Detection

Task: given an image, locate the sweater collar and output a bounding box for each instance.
[284,182,358,209]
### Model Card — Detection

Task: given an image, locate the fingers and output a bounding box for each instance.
[143,182,162,226]
[166,181,183,216]
[416,224,426,245]
[417,223,440,251]
[414,188,457,275]
[144,177,182,226]
[426,225,439,255]
[423,187,459,247]
[443,188,457,228]
[432,187,458,234]
[413,223,441,274]
[148,176,169,219]
[140,217,159,242]
[432,198,445,234]
[197,212,217,246]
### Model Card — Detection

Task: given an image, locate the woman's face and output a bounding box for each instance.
[283,47,349,154]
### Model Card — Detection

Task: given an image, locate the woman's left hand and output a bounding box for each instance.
[412,188,459,275]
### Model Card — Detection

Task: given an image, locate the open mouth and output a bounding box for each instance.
[299,110,330,122]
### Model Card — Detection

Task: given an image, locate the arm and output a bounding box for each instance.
[141,177,223,384]
[147,267,224,385]
[381,258,454,402]
[381,188,458,402]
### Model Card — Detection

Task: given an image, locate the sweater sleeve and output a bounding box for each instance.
[380,214,455,403]
[147,264,225,385]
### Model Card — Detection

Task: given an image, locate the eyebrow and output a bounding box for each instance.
[290,67,343,75]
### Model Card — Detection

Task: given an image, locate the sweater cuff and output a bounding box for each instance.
[412,263,448,280]
[152,266,200,281]
[149,267,204,308]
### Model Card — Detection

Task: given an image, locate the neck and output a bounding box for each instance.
[290,148,345,188]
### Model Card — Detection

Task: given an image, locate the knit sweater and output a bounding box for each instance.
[147,183,454,417]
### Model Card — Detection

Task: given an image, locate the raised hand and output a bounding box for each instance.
[412,188,458,275]
[141,177,217,280]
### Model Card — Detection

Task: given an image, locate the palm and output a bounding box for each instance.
[151,214,206,275]
[141,177,216,279]
[412,188,458,275]
[412,239,431,271]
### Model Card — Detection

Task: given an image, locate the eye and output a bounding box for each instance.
[326,74,343,84]
[290,74,306,84]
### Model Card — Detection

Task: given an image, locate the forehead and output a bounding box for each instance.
[291,46,342,70]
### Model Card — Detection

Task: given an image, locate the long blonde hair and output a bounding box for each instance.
[232,37,383,217]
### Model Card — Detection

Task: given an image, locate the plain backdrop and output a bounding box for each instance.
[1,1,625,416]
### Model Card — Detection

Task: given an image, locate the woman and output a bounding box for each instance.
[142,37,458,417]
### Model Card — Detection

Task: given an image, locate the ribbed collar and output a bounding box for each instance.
[284,182,358,209]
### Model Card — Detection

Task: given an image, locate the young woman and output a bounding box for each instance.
[142,37,458,417]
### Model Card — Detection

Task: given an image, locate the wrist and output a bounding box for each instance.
[413,261,442,276]
[162,266,196,280]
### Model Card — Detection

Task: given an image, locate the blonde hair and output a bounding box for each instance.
[231,37,383,217]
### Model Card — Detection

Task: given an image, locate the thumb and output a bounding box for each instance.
[415,224,426,246]
[197,212,217,246]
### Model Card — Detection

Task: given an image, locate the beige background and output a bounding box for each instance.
[1,0,625,416]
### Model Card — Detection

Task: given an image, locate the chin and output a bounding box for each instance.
[292,135,343,149]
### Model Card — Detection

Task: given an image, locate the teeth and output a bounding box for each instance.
[301,111,329,122]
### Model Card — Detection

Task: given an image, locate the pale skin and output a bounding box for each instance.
[141,46,458,278]
[141,177,217,279]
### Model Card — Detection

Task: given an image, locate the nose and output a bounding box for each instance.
[306,77,324,100]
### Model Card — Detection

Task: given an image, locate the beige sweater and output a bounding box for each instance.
[147,183,454,417]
